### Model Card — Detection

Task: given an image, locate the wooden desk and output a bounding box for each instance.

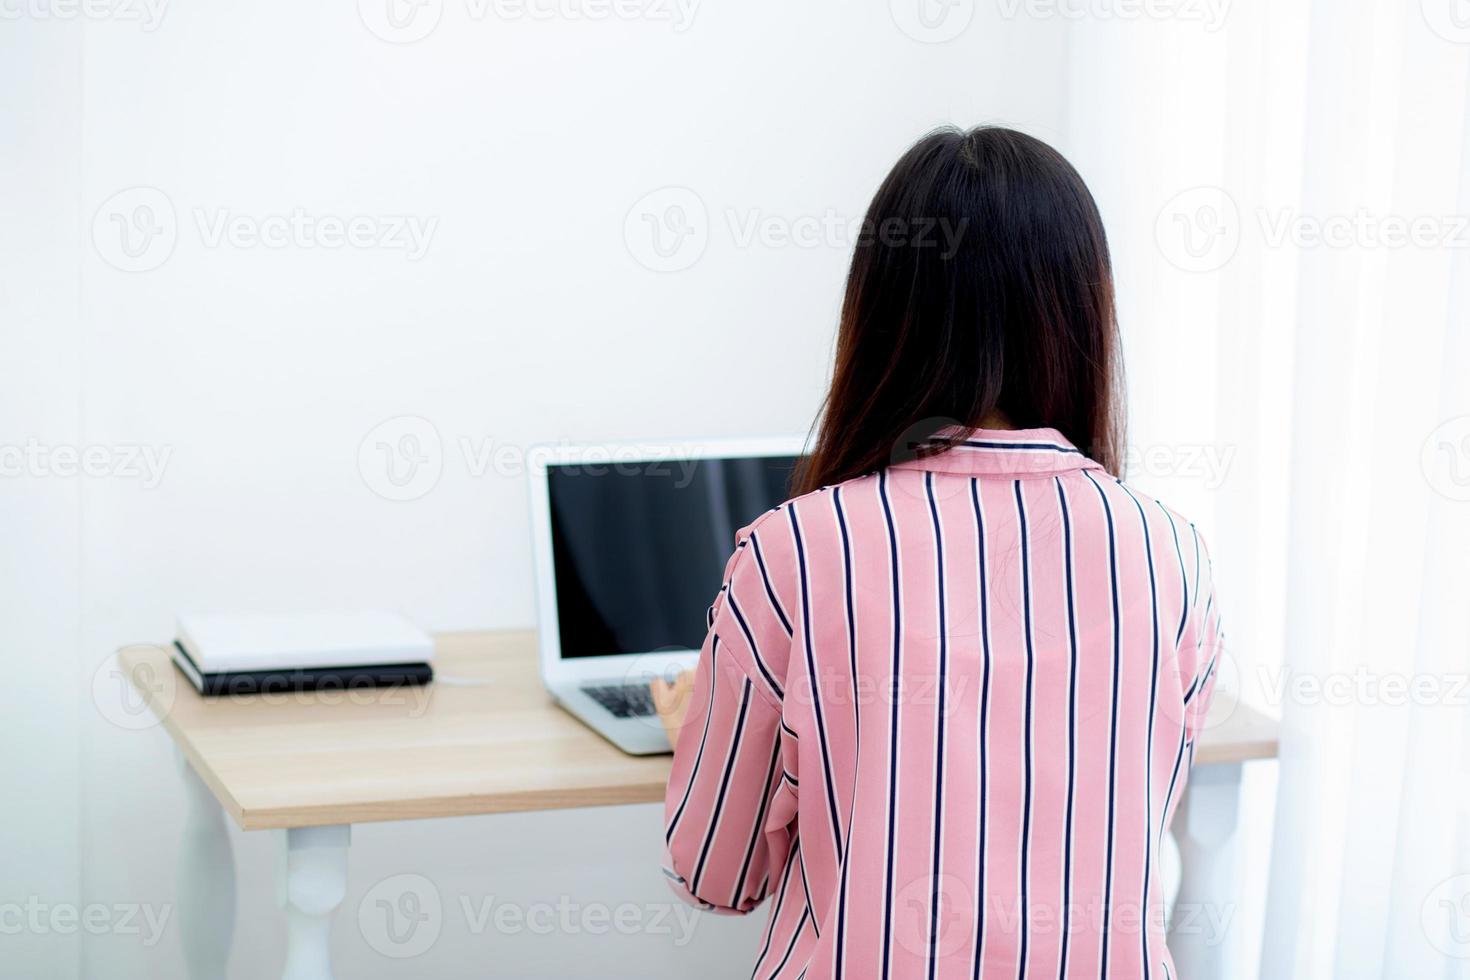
[125,631,666,831]
[120,631,1278,980]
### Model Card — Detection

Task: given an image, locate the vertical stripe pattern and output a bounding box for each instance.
[662,427,1225,980]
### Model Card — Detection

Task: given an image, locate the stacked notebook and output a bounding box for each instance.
[171,611,435,697]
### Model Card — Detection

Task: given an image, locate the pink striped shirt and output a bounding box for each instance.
[662,427,1223,979]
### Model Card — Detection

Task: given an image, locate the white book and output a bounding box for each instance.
[175,611,434,674]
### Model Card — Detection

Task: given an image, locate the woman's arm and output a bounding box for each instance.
[659,530,796,914]
[1179,526,1225,751]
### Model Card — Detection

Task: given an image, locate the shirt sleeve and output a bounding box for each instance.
[661,521,797,914]
[1178,528,1225,752]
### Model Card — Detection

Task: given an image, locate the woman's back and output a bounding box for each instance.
[662,428,1222,979]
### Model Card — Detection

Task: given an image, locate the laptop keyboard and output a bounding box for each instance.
[582,682,657,719]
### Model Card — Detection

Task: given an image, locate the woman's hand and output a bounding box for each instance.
[649,670,697,750]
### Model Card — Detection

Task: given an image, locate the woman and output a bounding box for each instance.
[655,126,1223,979]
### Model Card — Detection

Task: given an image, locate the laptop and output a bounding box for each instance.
[527,438,803,754]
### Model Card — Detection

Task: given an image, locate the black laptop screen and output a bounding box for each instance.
[547,454,798,658]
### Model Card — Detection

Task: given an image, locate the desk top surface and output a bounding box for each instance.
[120,631,1279,831]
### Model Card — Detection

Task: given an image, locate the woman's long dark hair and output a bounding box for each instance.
[794,126,1124,494]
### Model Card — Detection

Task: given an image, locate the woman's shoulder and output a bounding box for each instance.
[1067,470,1207,536]
[733,472,884,546]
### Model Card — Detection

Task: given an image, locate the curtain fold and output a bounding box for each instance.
[1265,2,1470,977]
[1067,1,1470,975]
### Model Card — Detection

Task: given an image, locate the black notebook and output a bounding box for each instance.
[171,640,433,697]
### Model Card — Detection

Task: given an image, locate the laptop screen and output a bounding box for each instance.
[547,453,799,658]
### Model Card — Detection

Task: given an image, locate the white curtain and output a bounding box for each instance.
[1264,1,1470,976]
[1066,1,1470,976]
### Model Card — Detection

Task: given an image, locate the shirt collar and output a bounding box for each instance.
[889,425,1105,479]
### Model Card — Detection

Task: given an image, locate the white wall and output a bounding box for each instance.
[2,2,1074,976]
[0,17,84,980]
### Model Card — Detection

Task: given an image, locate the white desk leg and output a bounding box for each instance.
[178,750,237,980]
[1160,824,1183,925]
[1167,762,1242,980]
[278,825,351,980]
